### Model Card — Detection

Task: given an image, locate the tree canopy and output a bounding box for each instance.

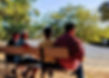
[0,0,38,39]
[0,1,109,43]
[99,1,109,21]
[42,6,104,43]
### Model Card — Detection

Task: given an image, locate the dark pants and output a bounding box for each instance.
[6,55,22,63]
[74,65,84,78]
[42,63,84,78]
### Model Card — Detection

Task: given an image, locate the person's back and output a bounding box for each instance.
[55,34,83,70]
[40,27,55,63]
[55,23,84,71]
[41,39,53,48]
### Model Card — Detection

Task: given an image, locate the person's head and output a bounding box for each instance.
[65,22,76,36]
[12,32,20,41]
[43,27,52,39]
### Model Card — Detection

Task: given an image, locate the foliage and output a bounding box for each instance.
[42,6,104,42]
[99,1,109,21]
[0,1,109,43]
[0,0,38,39]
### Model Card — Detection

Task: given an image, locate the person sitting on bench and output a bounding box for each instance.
[30,27,55,78]
[40,27,55,78]
[6,32,22,78]
[19,31,40,78]
[54,22,84,78]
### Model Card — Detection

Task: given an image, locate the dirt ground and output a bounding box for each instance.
[0,42,109,78]
[0,55,109,78]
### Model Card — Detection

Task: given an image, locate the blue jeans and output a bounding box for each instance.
[74,65,84,78]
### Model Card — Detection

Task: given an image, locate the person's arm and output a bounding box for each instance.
[73,40,84,62]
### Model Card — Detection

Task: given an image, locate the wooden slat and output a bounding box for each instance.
[44,48,69,58]
[0,46,40,55]
[0,46,69,58]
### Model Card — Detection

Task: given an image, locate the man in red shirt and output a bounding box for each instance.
[55,22,84,78]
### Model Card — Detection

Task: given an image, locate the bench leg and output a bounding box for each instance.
[48,69,53,78]
[30,68,38,78]
[41,68,45,78]
[5,63,17,78]
[22,66,38,78]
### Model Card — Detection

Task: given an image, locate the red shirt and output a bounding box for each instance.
[55,33,84,70]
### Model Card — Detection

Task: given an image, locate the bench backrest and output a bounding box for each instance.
[0,46,69,59]
[44,48,69,58]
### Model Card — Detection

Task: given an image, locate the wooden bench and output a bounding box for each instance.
[0,46,70,78]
